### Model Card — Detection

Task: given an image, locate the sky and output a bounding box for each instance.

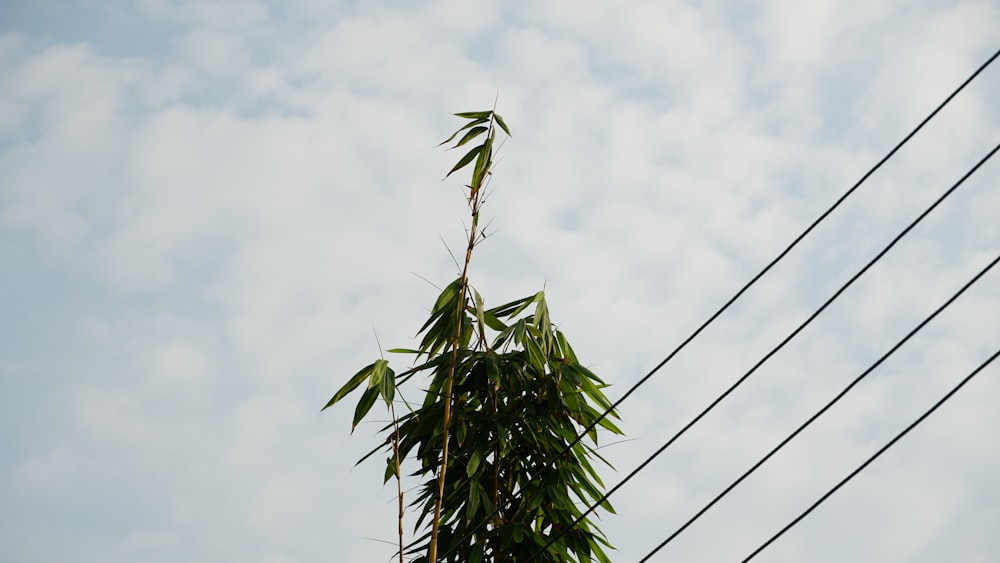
[1,1,998,561]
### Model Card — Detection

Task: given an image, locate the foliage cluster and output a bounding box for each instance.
[324,110,622,562]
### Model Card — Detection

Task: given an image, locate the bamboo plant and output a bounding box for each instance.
[323,109,623,563]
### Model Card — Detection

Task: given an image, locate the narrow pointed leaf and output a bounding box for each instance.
[438,116,490,146]
[369,358,388,389]
[494,113,511,136]
[445,144,483,179]
[379,366,396,404]
[456,417,467,446]
[351,386,380,432]
[467,478,481,521]
[384,455,397,483]
[387,347,421,354]
[481,310,505,332]
[467,450,482,477]
[470,130,494,190]
[455,126,488,147]
[473,289,487,336]
[487,295,534,318]
[355,439,389,467]
[322,362,375,411]
[454,111,492,119]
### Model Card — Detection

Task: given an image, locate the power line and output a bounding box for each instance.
[446,46,1000,562]
[638,252,1000,562]
[742,346,1000,562]
[529,141,1000,560]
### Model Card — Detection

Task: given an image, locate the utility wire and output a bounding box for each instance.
[638,252,1000,562]
[742,346,1000,562]
[545,44,1000,481]
[445,46,1000,560]
[529,141,1000,560]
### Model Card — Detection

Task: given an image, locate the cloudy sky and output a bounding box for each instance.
[2,1,999,561]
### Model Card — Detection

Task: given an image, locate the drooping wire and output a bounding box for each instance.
[443,46,1000,561]
[638,252,1000,562]
[529,142,1000,560]
[742,346,1000,562]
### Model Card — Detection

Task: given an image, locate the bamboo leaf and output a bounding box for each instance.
[431,278,462,315]
[473,288,487,338]
[369,358,388,389]
[466,450,481,477]
[383,455,396,483]
[469,543,484,563]
[455,416,467,446]
[379,365,396,404]
[445,144,483,179]
[470,129,494,191]
[438,116,489,146]
[555,330,578,363]
[487,295,533,318]
[354,436,389,466]
[494,113,511,136]
[482,310,507,331]
[387,347,420,354]
[523,332,545,373]
[508,293,536,318]
[351,386,380,432]
[455,126,488,147]
[322,362,375,411]
[454,110,492,119]
[467,478,481,521]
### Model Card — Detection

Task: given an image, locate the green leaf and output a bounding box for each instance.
[467,450,481,477]
[534,292,552,354]
[384,455,397,483]
[482,310,507,331]
[486,295,533,318]
[562,390,581,413]
[468,543,484,563]
[351,386,380,432]
[455,126,488,147]
[454,110,492,119]
[513,319,526,345]
[445,144,483,180]
[379,365,395,404]
[321,362,375,411]
[438,116,489,146]
[386,347,420,354]
[470,129,494,191]
[473,288,487,337]
[555,330,578,363]
[508,294,537,318]
[456,416,467,446]
[355,439,389,467]
[429,278,462,316]
[494,113,511,136]
[467,478,481,521]
[523,332,545,373]
[369,358,388,389]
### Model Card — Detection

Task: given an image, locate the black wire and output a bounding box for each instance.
[529,141,1000,560]
[638,252,1000,562]
[444,46,1000,561]
[742,346,1000,562]
[546,44,1000,483]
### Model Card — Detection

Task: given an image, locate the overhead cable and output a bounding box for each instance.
[742,346,1000,562]
[548,44,1000,474]
[530,141,1000,560]
[638,252,1000,561]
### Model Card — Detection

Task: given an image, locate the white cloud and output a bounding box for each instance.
[1,1,998,562]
